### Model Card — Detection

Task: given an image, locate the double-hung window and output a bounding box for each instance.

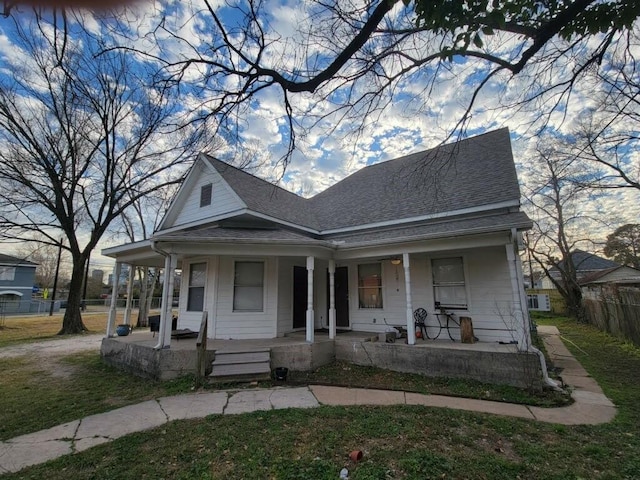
[233,261,264,312]
[358,263,383,309]
[432,257,467,309]
[0,267,16,281]
[187,262,206,311]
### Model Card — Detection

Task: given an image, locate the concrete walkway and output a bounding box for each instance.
[0,326,616,475]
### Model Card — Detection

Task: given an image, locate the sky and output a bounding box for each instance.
[0,0,638,276]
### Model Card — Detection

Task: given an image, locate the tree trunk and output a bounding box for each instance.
[58,257,88,334]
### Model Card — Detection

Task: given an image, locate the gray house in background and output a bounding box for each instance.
[0,253,37,314]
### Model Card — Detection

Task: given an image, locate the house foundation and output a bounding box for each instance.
[100,331,543,389]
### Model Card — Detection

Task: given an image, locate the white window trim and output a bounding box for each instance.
[232,259,266,313]
[357,262,384,310]
[186,261,208,312]
[430,254,471,311]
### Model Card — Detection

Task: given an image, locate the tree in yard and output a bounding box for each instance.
[604,224,640,268]
[0,11,204,334]
[141,0,640,164]
[523,138,606,321]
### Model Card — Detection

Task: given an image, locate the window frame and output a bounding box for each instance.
[0,267,16,281]
[200,183,212,207]
[233,260,265,312]
[431,256,468,310]
[358,262,383,309]
[186,262,207,312]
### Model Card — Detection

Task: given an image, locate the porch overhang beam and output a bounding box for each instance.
[152,240,335,260]
[333,231,513,260]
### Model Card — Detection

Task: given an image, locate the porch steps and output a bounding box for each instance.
[209,349,271,382]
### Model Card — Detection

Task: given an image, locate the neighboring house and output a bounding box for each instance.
[0,253,37,314]
[547,250,620,288]
[580,265,640,300]
[103,128,533,350]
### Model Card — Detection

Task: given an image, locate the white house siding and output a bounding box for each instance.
[276,257,297,336]
[342,249,520,343]
[213,256,278,339]
[177,257,218,334]
[347,257,431,333]
[172,163,244,228]
[466,246,522,343]
[276,258,327,336]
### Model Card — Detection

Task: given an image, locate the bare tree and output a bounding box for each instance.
[0,11,204,334]
[523,140,607,320]
[16,236,69,288]
[137,0,640,165]
[570,46,640,191]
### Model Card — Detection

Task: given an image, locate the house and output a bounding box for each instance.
[580,265,640,300]
[546,250,621,288]
[102,129,544,386]
[0,253,37,314]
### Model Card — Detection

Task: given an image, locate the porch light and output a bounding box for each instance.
[391,258,402,265]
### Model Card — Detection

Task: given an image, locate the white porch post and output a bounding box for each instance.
[155,254,177,349]
[123,266,135,326]
[106,262,122,337]
[403,253,416,345]
[506,240,528,351]
[306,256,315,343]
[328,259,336,340]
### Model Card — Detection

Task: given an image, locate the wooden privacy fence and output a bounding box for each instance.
[583,286,640,346]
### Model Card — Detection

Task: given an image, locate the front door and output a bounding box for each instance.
[333,266,349,328]
[292,266,307,329]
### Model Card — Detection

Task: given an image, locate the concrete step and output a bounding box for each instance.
[211,362,271,376]
[212,351,270,365]
[209,348,272,382]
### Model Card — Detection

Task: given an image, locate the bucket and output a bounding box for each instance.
[274,367,288,381]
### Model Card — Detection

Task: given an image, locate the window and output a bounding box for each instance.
[200,183,212,207]
[432,257,467,309]
[358,263,383,309]
[233,261,264,311]
[187,262,206,311]
[0,267,15,281]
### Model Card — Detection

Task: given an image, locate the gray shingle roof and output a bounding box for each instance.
[203,128,522,234]
[325,211,532,245]
[0,253,37,266]
[310,128,520,230]
[204,157,319,229]
[558,250,620,272]
[157,224,327,245]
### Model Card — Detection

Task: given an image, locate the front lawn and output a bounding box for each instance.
[2,315,640,479]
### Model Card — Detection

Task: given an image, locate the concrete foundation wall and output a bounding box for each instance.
[271,341,335,372]
[101,338,216,381]
[335,341,543,389]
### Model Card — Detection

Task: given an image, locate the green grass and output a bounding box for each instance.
[289,361,570,407]
[0,312,113,347]
[0,352,192,441]
[3,315,640,478]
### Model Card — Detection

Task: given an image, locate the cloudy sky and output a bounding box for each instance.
[0,0,638,274]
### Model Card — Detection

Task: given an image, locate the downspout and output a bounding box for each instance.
[151,240,171,350]
[511,228,561,391]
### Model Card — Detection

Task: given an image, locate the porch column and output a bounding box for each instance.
[328,259,336,340]
[123,265,135,326]
[106,262,122,337]
[506,241,528,352]
[403,253,416,345]
[155,254,177,349]
[306,256,315,343]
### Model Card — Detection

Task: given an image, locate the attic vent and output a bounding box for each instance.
[200,183,212,207]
